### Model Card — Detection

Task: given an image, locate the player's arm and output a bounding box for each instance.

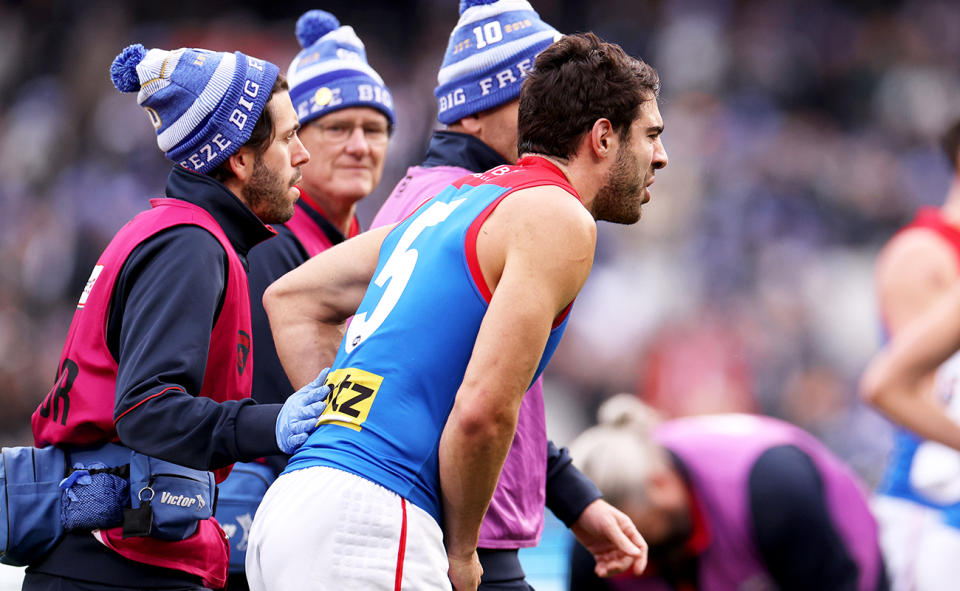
[439,187,596,589]
[861,280,960,450]
[112,227,283,469]
[546,441,603,525]
[860,229,960,449]
[545,441,648,576]
[263,224,393,389]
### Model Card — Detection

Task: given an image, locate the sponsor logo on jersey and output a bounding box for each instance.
[316,367,384,432]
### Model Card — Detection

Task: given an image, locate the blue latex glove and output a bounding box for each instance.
[276,368,331,454]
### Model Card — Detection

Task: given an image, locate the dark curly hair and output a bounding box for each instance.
[518,33,660,160]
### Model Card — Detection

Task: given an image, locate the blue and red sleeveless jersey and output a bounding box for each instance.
[373,160,552,548]
[877,208,960,524]
[285,156,578,521]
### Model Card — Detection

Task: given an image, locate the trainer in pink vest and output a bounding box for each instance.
[31,198,255,589]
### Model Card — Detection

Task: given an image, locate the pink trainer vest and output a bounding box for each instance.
[609,415,881,591]
[31,198,255,589]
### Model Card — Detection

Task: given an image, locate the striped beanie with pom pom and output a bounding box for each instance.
[109,44,279,174]
[286,10,395,127]
[434,0,561,124]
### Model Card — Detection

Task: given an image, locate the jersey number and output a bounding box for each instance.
[344,198,466,354]
[38,358,78,425]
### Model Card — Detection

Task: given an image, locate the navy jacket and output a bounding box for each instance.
[27,166,284,587]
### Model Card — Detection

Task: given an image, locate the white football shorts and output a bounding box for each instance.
[873,494,960,591]
[246,465,451,590]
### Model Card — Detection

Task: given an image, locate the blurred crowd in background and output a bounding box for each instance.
[2,0,959,488]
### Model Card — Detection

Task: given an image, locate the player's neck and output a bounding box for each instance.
[521,152,579,185]
[526,152,604,215]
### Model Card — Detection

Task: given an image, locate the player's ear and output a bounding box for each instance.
[227,146,256,184]
[588,118,615,159]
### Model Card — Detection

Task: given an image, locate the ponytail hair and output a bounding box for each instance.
[570,394,668,505]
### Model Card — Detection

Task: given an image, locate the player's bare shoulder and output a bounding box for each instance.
[877,224,960,333]
[493,184,597,249]
[473,184,596,297]
[877,226,957,291]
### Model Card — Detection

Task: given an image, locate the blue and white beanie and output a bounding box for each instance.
[435,0,562,124]
[110,44,279,174]
[287,10,395,127]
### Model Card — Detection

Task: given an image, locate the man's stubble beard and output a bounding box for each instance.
[242,156,300,224]
[591,141,644,225]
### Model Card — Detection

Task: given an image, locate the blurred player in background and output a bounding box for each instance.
[213,9,396,590]
[246,32,666,591]
[568,395,887,591]
[370,1,635,589]
[24,44,328,591]
[860,116,960,591]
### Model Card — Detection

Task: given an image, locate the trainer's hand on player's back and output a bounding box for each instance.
[571,499,649,577]
[275,367,331,454]
[447,549,482,591]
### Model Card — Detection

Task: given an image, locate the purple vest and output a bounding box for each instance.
[611,415,881,591]
[372,164,547,548]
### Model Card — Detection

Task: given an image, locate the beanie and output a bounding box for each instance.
[435,0,561,124]
[110,44,280,174]
[287,10,395,127]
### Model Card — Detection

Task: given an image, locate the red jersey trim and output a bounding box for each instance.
[394,497,408,591]
[910,207,960,269]
[465,195,510,303]
[463,181,577,329]
[879,207,960,333]
[552,303,573,330]
[396,190,439,226]
[517,156,581,201]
